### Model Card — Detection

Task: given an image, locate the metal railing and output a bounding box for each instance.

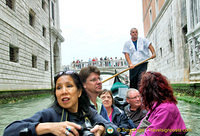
[70,59,128,70]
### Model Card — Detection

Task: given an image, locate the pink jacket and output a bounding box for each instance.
[131,102,187,136]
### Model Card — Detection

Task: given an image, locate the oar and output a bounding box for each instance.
[102,57,152,83]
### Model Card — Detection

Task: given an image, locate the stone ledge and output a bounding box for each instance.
[172,83,200,96]
[0,89,52,99]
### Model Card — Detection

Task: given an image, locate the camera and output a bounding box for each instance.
[79,124,94,136]
[19,128,31,136]
[78,117,94,136]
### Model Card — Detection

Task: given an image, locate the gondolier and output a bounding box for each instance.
[122,28,156,89]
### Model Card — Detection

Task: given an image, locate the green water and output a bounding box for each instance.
[0,96,53,135]
[177,101,200,136]
[0,96,199,136]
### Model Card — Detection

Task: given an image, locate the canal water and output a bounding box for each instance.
[0,95,199,135]
[0,96,53,135]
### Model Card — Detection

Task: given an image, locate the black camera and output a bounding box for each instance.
[79,124,94,136]
[19,128,32,136]
[78,117,94,136]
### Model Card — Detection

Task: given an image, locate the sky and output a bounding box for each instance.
[59,0,144,65]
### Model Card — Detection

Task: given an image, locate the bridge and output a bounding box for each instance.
[63,59,129,84]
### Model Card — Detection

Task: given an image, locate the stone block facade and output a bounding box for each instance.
[142,0,200,83]
[0,0,64,91]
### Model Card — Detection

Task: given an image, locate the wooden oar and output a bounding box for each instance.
[102,57,152,83]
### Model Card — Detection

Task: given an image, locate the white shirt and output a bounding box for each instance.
[122,37,151,65]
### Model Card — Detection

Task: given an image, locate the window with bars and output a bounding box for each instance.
[42,26,46,37]
[32,55,37,68]
[6,0,13,9]
[29,10,35,27]
[160,47,163,57]
[169,38,173,52]
[42,0,46,10]
[51,2,55,21]
[182,25,188,44]
[9,45,19,63]
[45,60,49,71]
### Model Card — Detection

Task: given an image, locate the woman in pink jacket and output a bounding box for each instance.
[131,71,187,136]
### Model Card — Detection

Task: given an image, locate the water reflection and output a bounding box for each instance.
[0,95,199,136]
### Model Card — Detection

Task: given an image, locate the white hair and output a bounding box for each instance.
[126,88,139,98]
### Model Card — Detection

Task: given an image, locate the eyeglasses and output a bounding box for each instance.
[127,95,141,100]
[100,96,112,100]
[89,77,102,82]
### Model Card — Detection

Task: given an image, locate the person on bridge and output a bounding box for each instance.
[131,71,187,136]
[3,71,119,136]
[122,27,156,89]
[79,66,110,121]
[99,89,136,136]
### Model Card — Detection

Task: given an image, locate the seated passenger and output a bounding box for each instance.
[3,71,119,136]
[124,88,147,127]
[99,89,135,136]
[79,66,110,121]
[131,71,187,136]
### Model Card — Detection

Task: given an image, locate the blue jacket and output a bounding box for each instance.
[112,105,136,135]
[3,107,119,136]
[90,103,110,121]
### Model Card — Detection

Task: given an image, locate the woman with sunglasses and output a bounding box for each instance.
[131,71,187,136]
[3,71,119,136]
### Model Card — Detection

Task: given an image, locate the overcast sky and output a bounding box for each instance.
[59,0,144,65]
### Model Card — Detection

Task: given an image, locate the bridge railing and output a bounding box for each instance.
[70,59,128,70]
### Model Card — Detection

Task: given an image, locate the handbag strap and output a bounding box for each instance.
[60,109,90,124]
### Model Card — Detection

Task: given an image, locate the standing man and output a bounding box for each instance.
[79,66,110,121]
[124,88,147,127]
[122,28,156,89]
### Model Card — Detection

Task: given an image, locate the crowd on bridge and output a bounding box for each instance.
[71,56,128,69]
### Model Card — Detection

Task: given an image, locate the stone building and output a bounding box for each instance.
[142,0,200,84]
[0,0,64,91]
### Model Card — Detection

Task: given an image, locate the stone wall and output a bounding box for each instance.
[145,0,200,84]
[186,0,200,82]
[0,0,63,91]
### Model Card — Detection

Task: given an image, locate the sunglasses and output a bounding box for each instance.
[54,71,76,81]
[56,71,74,76]
[54,70,82,83]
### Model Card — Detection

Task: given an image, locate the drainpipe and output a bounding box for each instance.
[48,0,53,89]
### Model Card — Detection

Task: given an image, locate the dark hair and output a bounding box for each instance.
[139,71,177,111]
[52,71,90,114]
[79,66,100,83]
[99,89,114,104]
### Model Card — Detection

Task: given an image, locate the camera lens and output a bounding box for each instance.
[82,131,94,136]
[81,127,94,136]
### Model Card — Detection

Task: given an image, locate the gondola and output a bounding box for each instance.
[110,70,128,96]
[110,70,129,110]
